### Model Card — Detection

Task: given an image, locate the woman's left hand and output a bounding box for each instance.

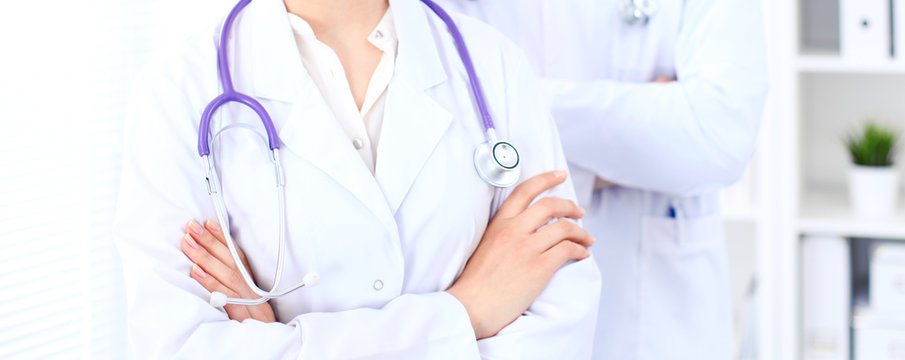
[181,219,276,323]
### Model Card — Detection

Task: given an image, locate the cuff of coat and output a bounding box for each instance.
[430,291,481,358]
[379,291,480,358]
[290,291,480,359]
[436,290,477,339]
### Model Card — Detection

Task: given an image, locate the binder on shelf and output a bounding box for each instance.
[870,244,905,312]
[895,0,905,61]
[802,235,851,360]
[839,0,892,64]
[853,306,905,360]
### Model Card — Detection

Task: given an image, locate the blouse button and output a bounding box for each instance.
[352,137,365,150]
[373,280,384,291]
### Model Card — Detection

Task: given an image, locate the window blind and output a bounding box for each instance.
[0,1,233,358]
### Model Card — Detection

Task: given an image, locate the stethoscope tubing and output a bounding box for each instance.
[199,92,279,156]
[198,0,279,157]
[197,0,517,307]
[203,152,297,299]
[420,0,495,134]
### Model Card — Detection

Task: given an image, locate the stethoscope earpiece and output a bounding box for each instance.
[199,0,522,309]
[302,272,320,287]
[210,291,228,308]
[208,271,320,308]
[474,141,521,188]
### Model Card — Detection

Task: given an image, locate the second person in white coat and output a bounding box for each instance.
[436,0,769,358]
[114,0,601,358]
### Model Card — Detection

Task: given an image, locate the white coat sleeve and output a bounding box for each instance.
[475,51,602,360]
[114,60,480,360]
[548,0,768,196]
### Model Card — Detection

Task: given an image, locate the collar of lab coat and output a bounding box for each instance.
[238,0,447,102]
[232,0,454,229]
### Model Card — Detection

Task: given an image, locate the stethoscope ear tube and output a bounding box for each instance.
[197,0,526,310]
[209,272,320,308]
[204,147,311,298]
[421,0,522,188]
[198,93,281,157]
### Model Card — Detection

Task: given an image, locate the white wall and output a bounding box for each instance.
[0,1,236,358]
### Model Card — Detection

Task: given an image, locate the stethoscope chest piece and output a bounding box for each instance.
[474,141,520,188]
[197,0,524,307]
[619,0,657,25]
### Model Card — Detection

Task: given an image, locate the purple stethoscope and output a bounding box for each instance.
[199,0,521,308]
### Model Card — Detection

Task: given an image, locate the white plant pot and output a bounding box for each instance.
[848,165,900,218]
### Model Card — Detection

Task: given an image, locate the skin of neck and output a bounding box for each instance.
[283,0,389,44]
[282,0,391,110]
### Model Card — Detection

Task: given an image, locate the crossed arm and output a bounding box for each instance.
[179,172,593,340]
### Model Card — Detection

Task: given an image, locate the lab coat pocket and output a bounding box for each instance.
[637,214,733,360]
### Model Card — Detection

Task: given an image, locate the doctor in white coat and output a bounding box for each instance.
[436,0,768,358]
[114,0,601,358]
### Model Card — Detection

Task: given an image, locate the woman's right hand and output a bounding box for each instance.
[446,171,594,339]
[181,219,276,323]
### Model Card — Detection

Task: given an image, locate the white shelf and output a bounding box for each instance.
[798,189,905,239]
[797,55,905,74]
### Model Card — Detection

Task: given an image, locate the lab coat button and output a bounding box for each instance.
[373,280,384,291]
[352,137,365,150]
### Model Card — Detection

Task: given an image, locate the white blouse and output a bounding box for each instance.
[287,9,397,174]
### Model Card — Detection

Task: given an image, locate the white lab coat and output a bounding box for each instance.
[436,0,768,359]
[113,0,601,358]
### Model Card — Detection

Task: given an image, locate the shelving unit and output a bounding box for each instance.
[799,189,905,239]
[797,55,905,74]
[764,0,905,359]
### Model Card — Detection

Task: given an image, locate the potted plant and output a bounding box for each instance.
[845,121,900,218]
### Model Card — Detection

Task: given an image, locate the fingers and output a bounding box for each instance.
[181,234,250,297]
[191,264,239,299]
[203,219,227,244]
[190,264,251,322]
[519,197,585,232]
[541,239,591,272]
[186,220,250,274]
[496,171,568,218]
[205,220,251,270]
[184,220,275,322]
[534,219,595,252]
[186,220,234,267]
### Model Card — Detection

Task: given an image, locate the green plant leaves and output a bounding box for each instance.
[845,121,899,167]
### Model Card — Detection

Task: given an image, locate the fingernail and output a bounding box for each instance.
[192,264,207,278]
[205,219,221,233]
[554,171,567,179]
[188,220,203,236]
[184,234,200,249]
[579,207,586,217]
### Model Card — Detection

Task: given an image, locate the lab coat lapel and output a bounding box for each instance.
[375,0,451,214]
[376,82,451,214]
[281,88,397,233]
[237,0,303,103]
[238,0,397,233]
